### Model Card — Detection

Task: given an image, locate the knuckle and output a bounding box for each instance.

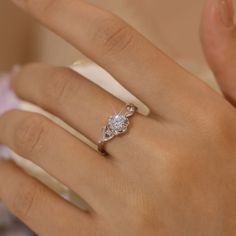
[93,16,134,56]
[11,181,43,221]
[14,114,48,156]
[45,68,75,104]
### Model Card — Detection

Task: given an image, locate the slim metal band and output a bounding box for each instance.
[98,104,137,156]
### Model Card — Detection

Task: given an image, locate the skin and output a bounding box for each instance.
[0,0,236,235]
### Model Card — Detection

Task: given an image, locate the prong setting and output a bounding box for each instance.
[98,104,137,155]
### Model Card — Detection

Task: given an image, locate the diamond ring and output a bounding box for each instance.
[98,104,137,156]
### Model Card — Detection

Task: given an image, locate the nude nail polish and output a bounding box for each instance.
[219,0,235,28]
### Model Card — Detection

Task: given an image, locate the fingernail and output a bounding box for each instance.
[219,0,235,28]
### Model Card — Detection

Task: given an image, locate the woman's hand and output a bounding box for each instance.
[0,0,236,235]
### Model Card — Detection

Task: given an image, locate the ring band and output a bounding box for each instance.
[98,103,137,156]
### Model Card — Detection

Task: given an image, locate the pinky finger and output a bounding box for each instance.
[0,160,96,236]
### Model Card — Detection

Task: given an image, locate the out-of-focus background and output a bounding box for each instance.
[1,0,209,71]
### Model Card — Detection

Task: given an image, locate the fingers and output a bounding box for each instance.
[201,0,236,106]
[0,160,96,236]
[11,0,209,121]
[11,63,149,158]
[0,109,116,210]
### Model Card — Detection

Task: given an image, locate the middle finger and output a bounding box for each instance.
[11,0,206,121]
[0,109,115,212]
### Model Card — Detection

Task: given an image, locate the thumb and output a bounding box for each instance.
[201,0,236,106]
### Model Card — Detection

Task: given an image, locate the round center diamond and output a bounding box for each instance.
[108,114,128,132]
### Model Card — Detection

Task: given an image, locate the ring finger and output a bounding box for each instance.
[12,63,151,158]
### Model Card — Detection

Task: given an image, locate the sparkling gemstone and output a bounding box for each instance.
[108,114,128,133]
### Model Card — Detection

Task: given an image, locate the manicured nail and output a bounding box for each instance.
[219,0,235,28]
